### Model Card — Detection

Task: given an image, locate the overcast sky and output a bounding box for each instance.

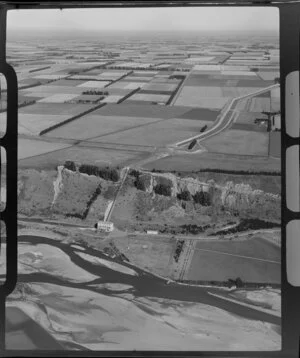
[7,7,279,33]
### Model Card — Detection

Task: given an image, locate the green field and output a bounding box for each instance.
[91,103,190,119]
[94,118,213,146]
[1,139,71,163]
[17,145,148,169]
[112,234,176,277]
[186,237,280,283]
[201,129,269,156]
[144,152,281,172]
[45,115,161,140]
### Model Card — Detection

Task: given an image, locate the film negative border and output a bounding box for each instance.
[0,1,299,357]
[0,6,18,353]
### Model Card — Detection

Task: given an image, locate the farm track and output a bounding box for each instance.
[178,239,197,281]
[105,167,130,222]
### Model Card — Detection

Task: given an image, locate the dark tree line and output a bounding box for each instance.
[174,240,185,262]
[63,161,119,182]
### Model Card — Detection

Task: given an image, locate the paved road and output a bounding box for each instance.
[174,83,279,148]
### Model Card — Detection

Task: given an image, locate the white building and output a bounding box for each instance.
[96,221,114,233]
[147,230,158,235]
[271,114,281,131]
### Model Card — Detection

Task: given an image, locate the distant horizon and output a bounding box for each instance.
[7,28,279,42]
[7,7,279,34]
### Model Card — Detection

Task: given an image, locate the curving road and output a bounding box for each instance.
[174,83,279,148]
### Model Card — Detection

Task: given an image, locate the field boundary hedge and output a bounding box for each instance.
[176,279,280,289]
[118,86,141,103]
[29,66,51,73]
[150,168,281,176]
[40,102,107,135]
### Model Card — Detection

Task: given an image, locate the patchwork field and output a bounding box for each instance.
[174,88,229,109]
[78,80,110,88]
[44,115,162,140]
[47,79,86,87]
[126,93,170,104]
[94,118,213,146]
[144,152,280,172]
[201,130,269,156]
[17,145,148,169]
[0,139,71,164]
[18,102,97,116]
[32,74,69,80]
[22,85,85,95]
[140,83,178,92]
[38,93,79,103]
[186,237,280,283]
[107,81,146,90]
[9,113,72,135]
[90,103,190,119]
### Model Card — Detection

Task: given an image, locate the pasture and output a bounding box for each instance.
[125,76,153,82]
[112,235,176,277]
[78,81,110,88]
[174,87,229,109]
[257,72,279,81]
[144,152,281,172]
[101,95,124,103]
[22,85,84,95]
[107,81,146,90]
[269,132,281,158]
[19,102,96,116]
[92,103,190,119]
[44,115,161,140]
[201,129,269,156]
[17,145,146,169]
[33,74,68,80]
[186,237,280,283]
[38,93,79,103]
[47,79,86,87]
[4,138,70,163]
[141,83,178,92]
[126,93,170,103]
[16,114,71,135]
[95,118,213,146]
[178,108,220,121]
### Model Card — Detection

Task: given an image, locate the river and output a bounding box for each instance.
[4,235,280,327]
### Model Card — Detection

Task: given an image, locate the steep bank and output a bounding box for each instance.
[17,167,281,234]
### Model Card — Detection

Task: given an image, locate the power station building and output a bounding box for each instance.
[96,221,114,233]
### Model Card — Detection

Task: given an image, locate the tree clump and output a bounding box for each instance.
[154,183,172,197]
[64,161,76,172]
[193,191,211,206]
[78,164,119,182]
[177,190,191,201]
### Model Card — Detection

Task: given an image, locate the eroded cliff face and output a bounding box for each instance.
[219,182,280,222]
[17,167,281,224]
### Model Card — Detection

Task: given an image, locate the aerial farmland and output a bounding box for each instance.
[1,8,282,351]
